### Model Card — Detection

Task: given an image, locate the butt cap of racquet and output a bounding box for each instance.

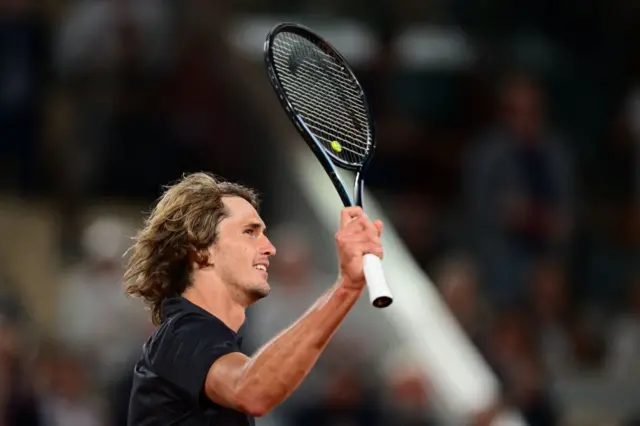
[373,296,393,308]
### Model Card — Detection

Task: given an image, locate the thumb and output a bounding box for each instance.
[373,220,383,237]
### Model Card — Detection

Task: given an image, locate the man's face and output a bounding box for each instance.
[207,197,276,304]
[502,80,544,142]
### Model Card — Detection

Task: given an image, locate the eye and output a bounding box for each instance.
[244,228,255,236]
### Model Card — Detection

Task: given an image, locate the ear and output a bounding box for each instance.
[190,248,213,268]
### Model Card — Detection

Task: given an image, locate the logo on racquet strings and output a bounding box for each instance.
[285,37,364,136]
[288,48,327,80]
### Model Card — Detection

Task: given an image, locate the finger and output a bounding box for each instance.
[342,212,368,235]
[373,220,383,237]
[337,231,380,245]
[361,242,384,259]
[341,235,383,257]
[351,215,381,245]
[335,229,375,249]
[357,215,378,238]
[340,206,364,229]
[339,218,381,244]
[345,215,368,233]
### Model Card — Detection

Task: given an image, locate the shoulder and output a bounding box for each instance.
[145,310,237,361]
[134,307,244,403]
[170,310,235,337]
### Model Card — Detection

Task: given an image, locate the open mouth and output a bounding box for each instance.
[254,264,268,272]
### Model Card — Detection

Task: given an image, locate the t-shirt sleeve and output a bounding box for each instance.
[148,313,241,401]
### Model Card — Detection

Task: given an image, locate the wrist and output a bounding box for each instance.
[336,276,365,293]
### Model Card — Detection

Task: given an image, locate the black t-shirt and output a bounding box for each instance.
[127,297,254,426]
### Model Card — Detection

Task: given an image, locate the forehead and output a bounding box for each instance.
[221,196,264,226]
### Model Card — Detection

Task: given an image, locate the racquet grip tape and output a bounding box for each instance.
[363,254,393,308]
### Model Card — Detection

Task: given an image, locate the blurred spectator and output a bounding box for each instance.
[485,308,561,426]
[624,414,640,426]
[53,0,173,260]
[594,102,639,228]
[54,216,149,387]
[389,191,441,267]
[565,309,604,373]
[379,349,435,426]
[56,0,172,78]
[0,314,42,426]
[0,0,50,194]
[289,365,383,426]
[606,275,640,379]
[465,72,576,305]
[527,259,573,378]
[0,277,26,326]
[36,347,103,426]
[435,254,488,344]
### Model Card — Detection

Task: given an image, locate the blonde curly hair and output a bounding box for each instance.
[123,172,259,325]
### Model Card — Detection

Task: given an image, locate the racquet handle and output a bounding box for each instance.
[362,253,393,308]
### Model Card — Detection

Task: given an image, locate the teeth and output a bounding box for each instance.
[254,265,267,271]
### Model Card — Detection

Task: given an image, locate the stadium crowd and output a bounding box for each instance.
[0,0,639,425]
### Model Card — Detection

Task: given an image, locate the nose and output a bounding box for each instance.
[261,236,276,258]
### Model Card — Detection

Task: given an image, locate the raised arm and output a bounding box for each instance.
[204,207,383,416]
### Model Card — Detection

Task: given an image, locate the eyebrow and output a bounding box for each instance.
[245,222,266,232]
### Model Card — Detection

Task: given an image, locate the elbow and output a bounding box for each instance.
[233,375,287,416]
[235,384,274,417]
[204,379,271,417]
[244,405,270,418]
[237,396,271,417]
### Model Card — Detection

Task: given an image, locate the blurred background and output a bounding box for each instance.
[1,0,639,425]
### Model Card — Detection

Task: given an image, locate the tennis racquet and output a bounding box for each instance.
[263,22,393,308]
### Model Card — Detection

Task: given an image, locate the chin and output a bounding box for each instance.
[246,282,270,302]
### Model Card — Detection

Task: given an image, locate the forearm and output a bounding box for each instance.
[237,279,361,413]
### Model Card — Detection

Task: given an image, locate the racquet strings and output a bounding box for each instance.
[270,31,373,166]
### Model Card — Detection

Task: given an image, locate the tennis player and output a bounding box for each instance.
[124,172,383,425]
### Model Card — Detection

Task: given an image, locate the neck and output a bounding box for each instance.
[182,279,246,332]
